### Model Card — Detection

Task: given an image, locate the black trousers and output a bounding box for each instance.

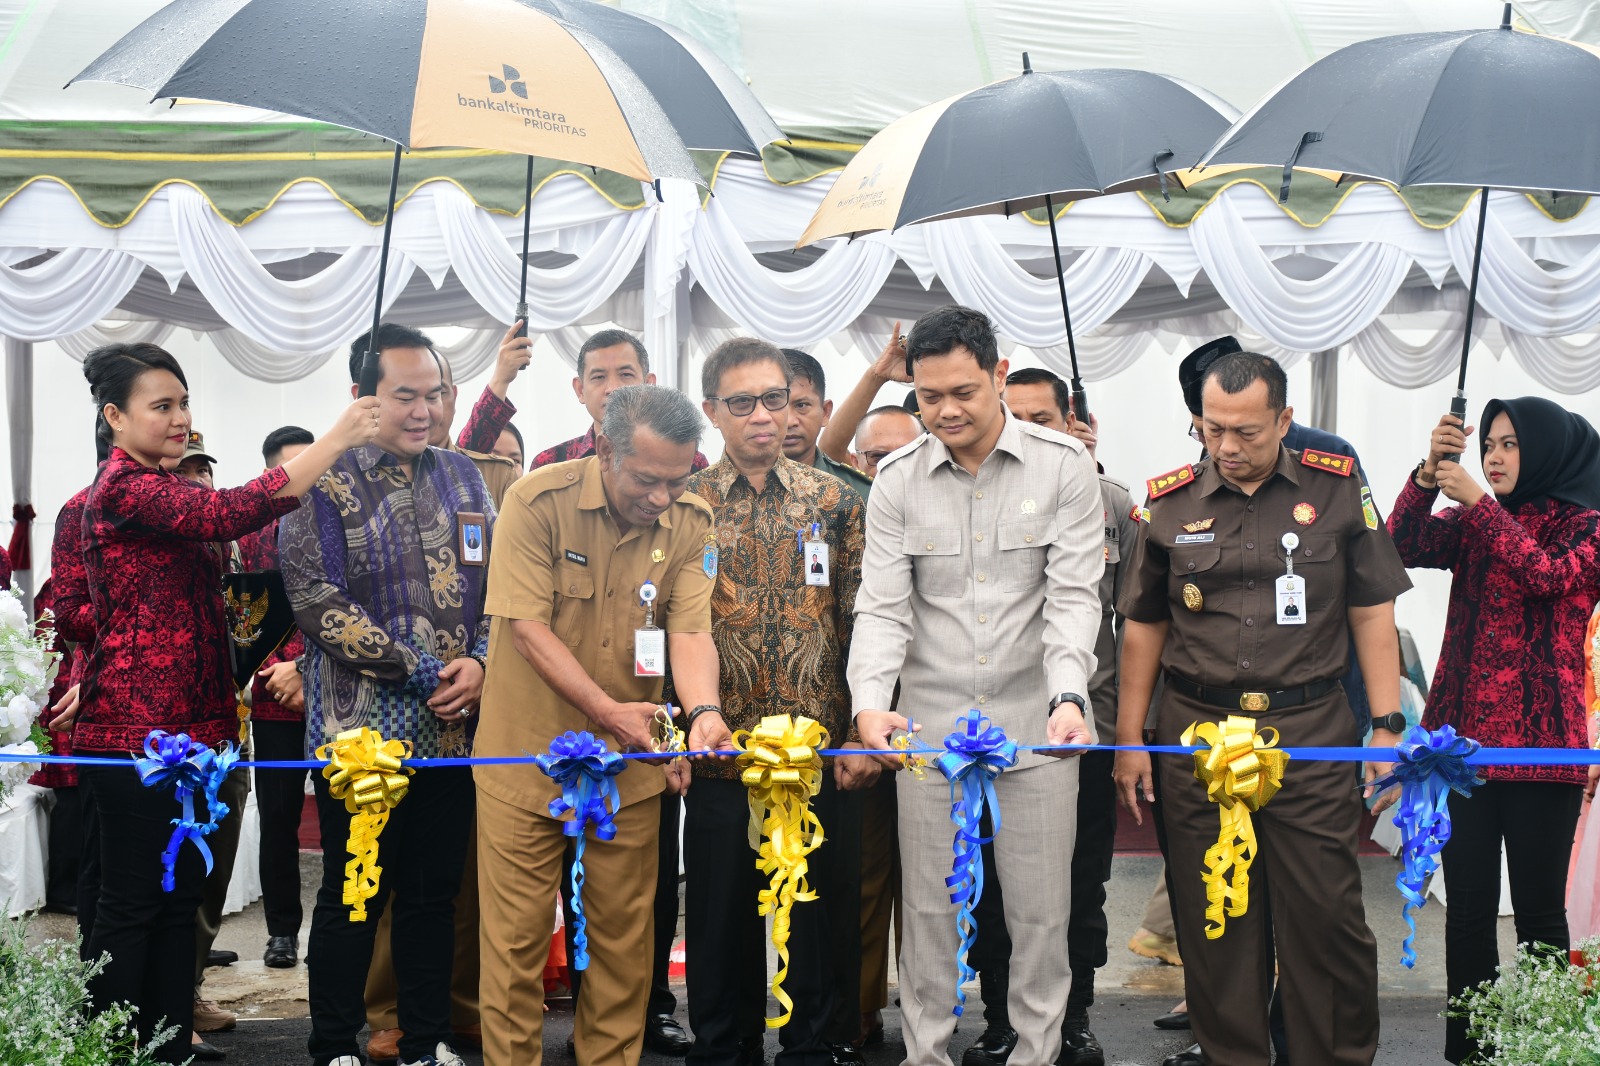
[564,791,681,1015]
[45,785,82,910]
[685,776,861,1066]
[77,780,102,958]
[970,749,1117,1025]
[80,759,209,1064]
[253,718,310,938]
[1441,779,1584,1064]
[306,764,474,1066]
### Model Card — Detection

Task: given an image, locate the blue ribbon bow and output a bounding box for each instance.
[929,711,1019,1016]
[535,731,627,970]
[135,730,239,893]
[1367,725,1484,967]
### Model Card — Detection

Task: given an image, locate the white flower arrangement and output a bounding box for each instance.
[0,584,58,800]
[1449,937,1600,1065]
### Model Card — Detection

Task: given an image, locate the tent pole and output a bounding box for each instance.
[1445,186,1490,458]
[358,143,404,398]
[1044,192,1089,426]
[516,155,534,338]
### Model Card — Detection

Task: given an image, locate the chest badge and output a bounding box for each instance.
[651,548,665,563]
[1020,499,1037,514]
[1181,518,1215,534]
[1292,502,1317,526]
[1181,583,1204,612]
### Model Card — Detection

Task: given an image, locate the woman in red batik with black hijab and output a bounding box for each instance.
[1388,397,1600,1065]
[53,342,379,1063]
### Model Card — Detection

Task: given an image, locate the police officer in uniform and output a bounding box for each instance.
[1112,352,1411,1066]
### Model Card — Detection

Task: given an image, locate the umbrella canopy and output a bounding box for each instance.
[799,65,1233,245]
[1196,11,1600,196]
[69,0,789,184]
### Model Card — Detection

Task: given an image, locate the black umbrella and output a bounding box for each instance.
[1197,3,1600,445]
[73,0,779,389]
[800,58,1233,424]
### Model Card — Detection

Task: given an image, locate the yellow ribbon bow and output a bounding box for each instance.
[316,727,413,922]
[1182,715,1289,939]
[734,714,828,1029]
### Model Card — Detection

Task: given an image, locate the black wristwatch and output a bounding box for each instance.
[1048,692,1088,715]
[1370,712,1407,734]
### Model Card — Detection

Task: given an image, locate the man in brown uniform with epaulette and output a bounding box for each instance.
[1112,352,1411,1066]
[472,384,734,1066]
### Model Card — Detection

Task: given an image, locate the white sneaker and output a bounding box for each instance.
[400,1043,465,1066]
[328,1058,362,1066]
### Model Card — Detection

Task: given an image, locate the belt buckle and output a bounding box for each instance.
[1238,691,1270,713]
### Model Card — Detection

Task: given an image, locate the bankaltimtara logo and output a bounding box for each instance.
[457,63,588,136]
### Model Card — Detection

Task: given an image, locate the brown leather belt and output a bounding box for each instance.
[1164,673,1340,713]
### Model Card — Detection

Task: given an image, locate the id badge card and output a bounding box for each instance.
[1275,574,1306,625]
[805,540,830,586]
[457,511,487,566]
[635,580,665,676]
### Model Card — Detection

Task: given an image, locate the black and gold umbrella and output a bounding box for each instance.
[800,58,1232,423]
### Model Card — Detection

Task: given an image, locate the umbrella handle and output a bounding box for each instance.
[1441,392,1468,465]
[1072,386,1090,430]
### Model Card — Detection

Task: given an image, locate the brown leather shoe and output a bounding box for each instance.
[452,1023,483,1050]
[192,999,237,1034]
[366,1028,403,1065]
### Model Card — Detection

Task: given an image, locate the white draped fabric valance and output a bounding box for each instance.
[5,160,1600,391]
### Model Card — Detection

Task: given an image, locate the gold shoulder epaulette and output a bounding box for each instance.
[1146,464,1196,500]
[1300,449,1354,477]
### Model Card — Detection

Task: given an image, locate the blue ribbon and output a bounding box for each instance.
[1367,725,1484,967]
[134,731,239,893]
[534,731,627,970]
[928,711,1019,1016]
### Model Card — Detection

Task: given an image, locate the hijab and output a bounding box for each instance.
[1479,396,1600,512]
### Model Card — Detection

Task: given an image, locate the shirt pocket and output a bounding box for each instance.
[997,516,1057,592]
[1282,534,1341,610]
[904,526,965,598]
[552,563,595,647]
[1169,543,1224,612]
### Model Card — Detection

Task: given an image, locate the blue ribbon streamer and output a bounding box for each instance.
[1366,725,1484,967]
[134,731,239,892]
[534,731,626,971]
[927,711,1019,1017]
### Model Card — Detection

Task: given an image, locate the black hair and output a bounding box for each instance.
[1200,351,1288,413]
[700,337,792,398]
[1005,367,1071,420]
[347,322,435,384]
[906,305,1000,374]
[82,342,189,450]
[900,391,922,417]
[1178,336,1243,416]
[781,348,825,400]
[502,421,525,458]
[577,329,649,378]
[262,425,315,466]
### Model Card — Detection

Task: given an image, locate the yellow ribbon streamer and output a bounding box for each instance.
[734,714,828,1029]
[316,727,413,923]
[1182,715,1289,939]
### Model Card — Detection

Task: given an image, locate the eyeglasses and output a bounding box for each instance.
[709,388,790,417]
[860,450,894,467]
[1188,424,1204,442]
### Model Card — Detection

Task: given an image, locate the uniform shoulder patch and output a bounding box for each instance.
[1145,464,1196,500]
[1300,449,1354,477]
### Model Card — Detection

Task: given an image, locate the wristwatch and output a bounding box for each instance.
[1048,692,1088,715]
[1370,712,1407,734]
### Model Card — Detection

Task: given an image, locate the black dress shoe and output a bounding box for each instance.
[644,1013,693,1056]
[1058,1016,1104,1066]
[263,935,298,968]
[829,1043,865,1066]
[190,1037,228,1061]
[1152,1010,1191,1031]
[205,949,238,968]
[961,1025,1018,1066]
[1161,1043,1205,1066]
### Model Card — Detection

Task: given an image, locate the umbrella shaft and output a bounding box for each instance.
[519,156,535,317]
[1457,188,1490,394]
[359,144,405,398]
[1043,194,1088,424]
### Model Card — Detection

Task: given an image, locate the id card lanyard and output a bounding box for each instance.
[1276,532,1306,626]
[635,580,666,676]
[800,522,829,586]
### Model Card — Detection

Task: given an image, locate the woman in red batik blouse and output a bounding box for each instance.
[53,342,380,1064]
[1388,396,1600,1065]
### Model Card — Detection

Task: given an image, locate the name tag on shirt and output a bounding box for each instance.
[1175,533,1215,545]
[635,626,666,676]
[457,512,487,566]
[1275,574,1306,625]
[805,541,830,587]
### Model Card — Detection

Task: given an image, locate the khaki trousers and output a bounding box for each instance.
[477,787,658,1066]
[365,820,481,1029]
[857,773,900,1015]
[1157,689,1378,1066]
[1140,868,1176,941]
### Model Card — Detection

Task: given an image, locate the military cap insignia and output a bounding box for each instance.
[1181,518,1215,534]
[1300,449,1354,477]
[1146,464,1195,500]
